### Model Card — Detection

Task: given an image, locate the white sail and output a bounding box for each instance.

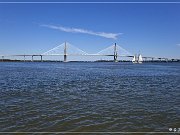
[138,54,143,63]
[132,55,137,63]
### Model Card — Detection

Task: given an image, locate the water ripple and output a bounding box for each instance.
[0,62,180,132]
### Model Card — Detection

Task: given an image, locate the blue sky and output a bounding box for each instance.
[0,1,180,59]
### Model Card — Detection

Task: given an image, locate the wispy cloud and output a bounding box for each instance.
[177,44,180,47]
[41,24,121,40]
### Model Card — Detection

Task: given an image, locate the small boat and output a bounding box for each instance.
[132,55,137,63]
[138,54,143,64]
[132,54,143,64]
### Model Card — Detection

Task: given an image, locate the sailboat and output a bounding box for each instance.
[138,54,143,64]
[132,55,137,63]
[132,54,143,64]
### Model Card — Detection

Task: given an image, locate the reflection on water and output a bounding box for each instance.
[0,62,180,132]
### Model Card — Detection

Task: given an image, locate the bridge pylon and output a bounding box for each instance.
[64,42,67,62]
[114,43,118,62]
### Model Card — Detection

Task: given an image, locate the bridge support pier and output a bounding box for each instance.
[32,56,34,62]
[165,58,168,62]
[40,55,43,62]
[152,58,154,62]
[64,55,67,62]
[2,56,4,62]
[114,43,118,62]
[24,55,26,62]
[64,42,67,62]
[145,57,147,62]
[114,55,118,62]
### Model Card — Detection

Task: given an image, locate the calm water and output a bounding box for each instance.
[0,62,180,133]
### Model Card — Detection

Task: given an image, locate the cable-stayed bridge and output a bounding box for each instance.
[41,42,133,62]
[0,42,177,62]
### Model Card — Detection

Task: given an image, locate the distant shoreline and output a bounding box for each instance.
[0,59,180,63]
